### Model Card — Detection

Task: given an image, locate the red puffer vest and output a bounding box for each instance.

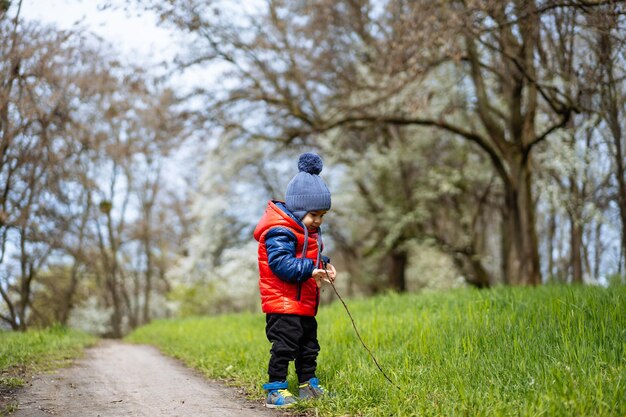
[253,201,321,316]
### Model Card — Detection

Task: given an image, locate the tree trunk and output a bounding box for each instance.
[100,212,123,338]
[60,193,91,325]
[466,256,492,288]
[18,227,33,331]
[597,5,626,276]
[107,272,123,338]
[453,252,492,288]
[388,249,407,292]
[127,275,139,330]
[570,216,584,284]
[546,205,557,280]
[0,284,19,330]
[59,262,80,325]
[142,235,152,325]
[502,161,541,285]
[593,221,602,280]
[568,161,586,284]
[610,107,626,274]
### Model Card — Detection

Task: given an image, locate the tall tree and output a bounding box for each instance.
[85,68,186,336]
[0,11,109,329]
[128,86,187,324]
[593,3,626,273]
[138,0,625,291]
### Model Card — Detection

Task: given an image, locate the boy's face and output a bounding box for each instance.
[302,210,327,230]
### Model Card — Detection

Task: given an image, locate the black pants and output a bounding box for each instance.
[265,314,320,383]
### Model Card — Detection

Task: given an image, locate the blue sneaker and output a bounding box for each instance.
[298,377,327,399]
[262,381,297,408]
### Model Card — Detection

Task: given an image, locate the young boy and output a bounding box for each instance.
[253,152,338,408]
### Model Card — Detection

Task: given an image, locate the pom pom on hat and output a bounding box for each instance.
[285,152,331,220]
[298,152,323,175]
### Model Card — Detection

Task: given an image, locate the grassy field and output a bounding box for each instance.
[127,285,625,417]
[0,325,95,414]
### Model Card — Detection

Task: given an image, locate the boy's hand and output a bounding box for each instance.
[325,263,337,281]
[312,264,337,288]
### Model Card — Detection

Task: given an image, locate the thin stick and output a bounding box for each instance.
[323,267,402,391]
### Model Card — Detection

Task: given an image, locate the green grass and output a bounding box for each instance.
[0,325,95,416]
[0,325,95,387]
[127,285,626,416]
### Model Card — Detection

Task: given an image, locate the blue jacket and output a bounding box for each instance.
[254,201,328,316]
[266,202,330,282]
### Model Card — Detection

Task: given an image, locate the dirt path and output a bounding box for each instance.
[13,340,284,417]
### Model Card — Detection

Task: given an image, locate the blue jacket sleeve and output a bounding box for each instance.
[265,227,315,283]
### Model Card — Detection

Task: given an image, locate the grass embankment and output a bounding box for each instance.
[0,326,95,415]
[127,285,625,417]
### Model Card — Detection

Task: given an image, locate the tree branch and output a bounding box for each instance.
[477,0,619,32]
[320,114,512,188]
[523,109,572,162]
[465,35,506,146]
[0,277,17,325]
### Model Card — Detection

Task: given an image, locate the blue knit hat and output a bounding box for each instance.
[285,153,331,220]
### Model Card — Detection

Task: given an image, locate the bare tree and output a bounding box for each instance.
[129,87,188,324]
[0,10,109,329]
[593,4,626,274]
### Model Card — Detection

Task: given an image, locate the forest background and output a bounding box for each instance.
[1,0,625,337]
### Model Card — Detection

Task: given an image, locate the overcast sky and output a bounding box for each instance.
[21,0,177,62]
